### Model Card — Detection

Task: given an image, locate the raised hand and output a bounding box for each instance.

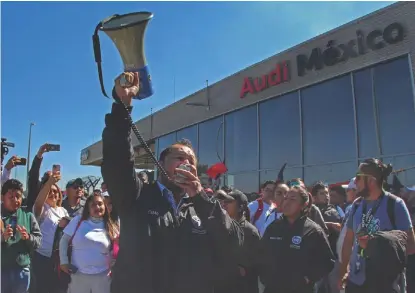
[114,72,140,106]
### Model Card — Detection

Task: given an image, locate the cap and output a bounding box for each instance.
[216,189,248,206]
[102,191,110,197]
[66,178,84,189]
[342,178,357,190]
[204,188,213,195]
[406,186,415,192]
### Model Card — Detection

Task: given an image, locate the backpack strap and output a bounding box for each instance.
[351,194,397,230]
[386,193,397,230]
[252,199,264,225]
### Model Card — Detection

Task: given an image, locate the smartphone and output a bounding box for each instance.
[9,215,17,240]
[47,144,60,152]
[52,164,61,175]
[15,158,27,166]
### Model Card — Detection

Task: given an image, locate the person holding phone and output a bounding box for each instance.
[32,171,69,293]
[1,179,42,293]
[25,143,57,212]
[1,156,26,186]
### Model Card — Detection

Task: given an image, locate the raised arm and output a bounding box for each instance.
[26,144,49,211]
[101,72,142,214]
[33,174,59,218]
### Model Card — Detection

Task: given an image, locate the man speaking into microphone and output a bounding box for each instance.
[101,72,243,293]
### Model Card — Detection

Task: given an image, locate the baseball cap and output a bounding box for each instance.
[102,191,110,197]
[216,189,248,206]
[66,178,84,189]
[342,178,357,190]
[406,186,415,192]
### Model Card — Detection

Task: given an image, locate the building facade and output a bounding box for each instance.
[81,2,415,195]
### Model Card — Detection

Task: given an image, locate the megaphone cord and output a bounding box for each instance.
[112,93,171,181]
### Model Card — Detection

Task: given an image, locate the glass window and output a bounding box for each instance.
[373,56,415,155]
[225,105,258,173]
[302,75,356,165]
[176,125,198,156]
[157,132,176,159]
[303,161,357,186]
[260,168,303,184]
[381,155,415,187]
[225,172,259,194]
[354,68,379,158]
[259,92,301,168]
[198,116,224,173]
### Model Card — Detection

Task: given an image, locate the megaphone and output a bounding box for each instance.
[92,12,172,182]
[92,12,154,100]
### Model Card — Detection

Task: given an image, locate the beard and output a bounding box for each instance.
[357,179,370,198]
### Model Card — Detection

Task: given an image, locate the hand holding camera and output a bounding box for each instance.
[5,156,26,170]
[37,143,60,159]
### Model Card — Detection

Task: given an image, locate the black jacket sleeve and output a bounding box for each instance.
[309,204,329,235]
[305,228,335,282]
[101,97,142,215]
[192,192,244,281]
[26,156,42,212]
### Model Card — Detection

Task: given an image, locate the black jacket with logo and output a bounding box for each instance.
[101,102,244,293]
[215,217,260,293]
[258,216,335,293]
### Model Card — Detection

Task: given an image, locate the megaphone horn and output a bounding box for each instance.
[93,12,154,100]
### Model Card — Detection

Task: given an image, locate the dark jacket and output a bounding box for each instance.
[215,217,260,293]
[1,207,42,268]
[316,203,343,258]
[101,102,244,293]
[308,204,329,235]
[259,216,335,293]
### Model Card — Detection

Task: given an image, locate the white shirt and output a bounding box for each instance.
[248,200,270,236]
[262,206,283,236]
[35,203,69,257]
[1,167,11,185]
[64,215,111,275]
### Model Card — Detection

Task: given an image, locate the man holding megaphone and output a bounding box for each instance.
[101,72,243,293]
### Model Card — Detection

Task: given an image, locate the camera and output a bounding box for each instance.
[47,144,60,152]
[1,138,15,165]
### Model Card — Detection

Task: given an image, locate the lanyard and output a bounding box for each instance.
[361,193,384,229]
[357,194,384,256]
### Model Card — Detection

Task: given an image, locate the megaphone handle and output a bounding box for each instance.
[112,89,172,182]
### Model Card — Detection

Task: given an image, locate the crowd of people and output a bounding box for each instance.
[1,71,415,293]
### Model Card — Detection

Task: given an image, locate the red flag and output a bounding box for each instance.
[207,162,227,179]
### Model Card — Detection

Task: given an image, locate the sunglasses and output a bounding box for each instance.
[288,181,301,187]
[355,173,375,181]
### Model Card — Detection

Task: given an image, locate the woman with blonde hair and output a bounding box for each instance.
[32,171,69,293]
[59,192,119,293]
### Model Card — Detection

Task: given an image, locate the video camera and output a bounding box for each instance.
[1,138,15,165]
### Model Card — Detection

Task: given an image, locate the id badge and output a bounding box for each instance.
[354,257,361,274]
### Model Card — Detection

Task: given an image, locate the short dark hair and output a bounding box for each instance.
[330,185,347,199]
[261,180,275,189]
[2,179,24,196]
[311,181,328,197]
[159,138,194,162]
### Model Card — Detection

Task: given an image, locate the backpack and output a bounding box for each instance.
[351,193,397,229]
[252,198,264,225]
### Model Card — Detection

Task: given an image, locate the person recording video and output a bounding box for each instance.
[101,72,243,293]
[1,156,26,186]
